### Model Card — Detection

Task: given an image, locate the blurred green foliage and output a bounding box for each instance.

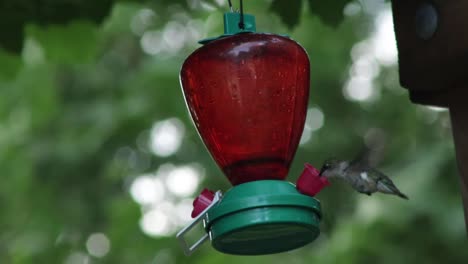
[0,0,467,264]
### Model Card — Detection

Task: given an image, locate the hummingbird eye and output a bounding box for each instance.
[319,162,331,176]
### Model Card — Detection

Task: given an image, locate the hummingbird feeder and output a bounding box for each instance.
[176,1,329,256]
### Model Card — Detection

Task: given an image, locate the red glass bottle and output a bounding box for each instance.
[180,33,309,186]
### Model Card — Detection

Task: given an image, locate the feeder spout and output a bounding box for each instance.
[296,163,331,197]
[191,188,216,218]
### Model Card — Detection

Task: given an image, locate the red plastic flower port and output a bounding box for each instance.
[296,163,330,197]
[191,188,216,218]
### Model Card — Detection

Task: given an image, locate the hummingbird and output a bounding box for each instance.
[318,157,409,200]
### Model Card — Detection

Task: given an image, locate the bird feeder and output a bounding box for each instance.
[176,8,329,256]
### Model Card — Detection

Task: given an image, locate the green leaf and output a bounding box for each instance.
[0,0,115,54]
[307,0,351,27]
[0,50,22,80]
[15,65,59,128]
[270,0,303,29]
[25,21,99,64]
[0,21,24,53]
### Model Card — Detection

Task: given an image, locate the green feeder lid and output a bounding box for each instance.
[205,180,322,255]
[199,12,256,44]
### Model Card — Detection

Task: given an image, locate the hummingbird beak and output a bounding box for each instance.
[319,167,326,177]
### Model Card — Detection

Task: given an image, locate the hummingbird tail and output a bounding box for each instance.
[376,178,409,200]
[396,192,409,200]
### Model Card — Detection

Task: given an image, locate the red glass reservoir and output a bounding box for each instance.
[180,33,310,185]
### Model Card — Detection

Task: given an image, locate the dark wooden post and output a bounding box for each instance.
[450,99,468,232]
[391,0,468,232]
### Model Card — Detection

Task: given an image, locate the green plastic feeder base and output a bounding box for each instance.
[205,180,322,255]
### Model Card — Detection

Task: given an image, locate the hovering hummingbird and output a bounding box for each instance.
[318,157,409,200]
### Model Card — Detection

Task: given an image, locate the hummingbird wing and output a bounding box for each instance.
[350,141,386,169]
[349,149,370,169]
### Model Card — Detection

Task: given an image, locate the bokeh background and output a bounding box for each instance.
[1,0,467,263]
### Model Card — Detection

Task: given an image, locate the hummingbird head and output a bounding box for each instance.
[319,158,348,178]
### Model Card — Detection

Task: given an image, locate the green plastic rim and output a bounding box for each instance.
[205,180,322,255]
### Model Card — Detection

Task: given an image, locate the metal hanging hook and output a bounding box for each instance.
[239,0,245,30]
[227,0,245,30]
